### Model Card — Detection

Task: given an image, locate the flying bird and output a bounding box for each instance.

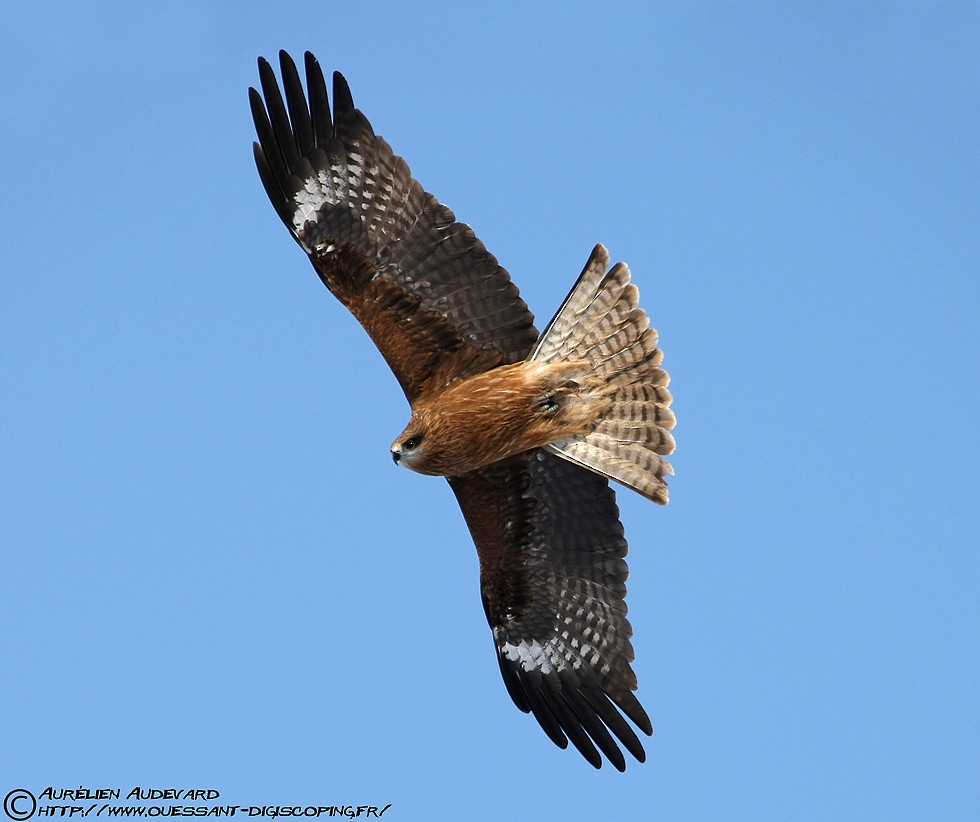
[249,51,675,771]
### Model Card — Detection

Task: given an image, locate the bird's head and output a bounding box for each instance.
[391,422,428,473]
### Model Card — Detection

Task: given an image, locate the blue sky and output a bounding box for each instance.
[2,2,978,819]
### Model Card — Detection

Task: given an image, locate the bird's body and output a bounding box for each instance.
[249,50,675,771]
[393,359,607,476]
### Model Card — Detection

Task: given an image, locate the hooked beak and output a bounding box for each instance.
[391,448,401,465]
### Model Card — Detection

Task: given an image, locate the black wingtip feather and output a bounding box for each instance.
[610,689,653,737]
[278,50,314,156]
[252,141,295,232]
[539,684,603,769]
[258,56,302,173]
[577,681,647,764]
[302,52,332,146]
[519,672,570,751]
[249,86,291,199]
[332,70,355,116]
[251,78,291,188]
[559,682,628,772]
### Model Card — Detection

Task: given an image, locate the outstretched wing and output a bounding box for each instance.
[448,449,652,771]
[249,51,538,400]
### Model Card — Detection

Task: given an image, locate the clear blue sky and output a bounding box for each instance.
[3,2,978,819]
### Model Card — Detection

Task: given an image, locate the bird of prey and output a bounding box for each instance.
[249,51,675,771]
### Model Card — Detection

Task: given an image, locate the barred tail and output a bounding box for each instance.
[530,244,675,504]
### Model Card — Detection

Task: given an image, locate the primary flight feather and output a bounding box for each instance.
[249,50,675,771]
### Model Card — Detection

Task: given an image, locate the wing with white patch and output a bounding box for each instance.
[448,449,652,771]
[249,51,539,401]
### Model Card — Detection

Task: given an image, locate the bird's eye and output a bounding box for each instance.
[404,436,421,450]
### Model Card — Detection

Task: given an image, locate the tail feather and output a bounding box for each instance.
[565,279,638,360]
[603,341,664,387]
[606,388,676,429]
[531,245,614,362]
[530,244,675,504]
[548,437,673,505]
[592,418,676,455]
[575,307,649,367]
[613,382,673,408]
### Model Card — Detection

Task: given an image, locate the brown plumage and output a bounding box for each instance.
[250,50,675,771]
[391,360,606,476]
